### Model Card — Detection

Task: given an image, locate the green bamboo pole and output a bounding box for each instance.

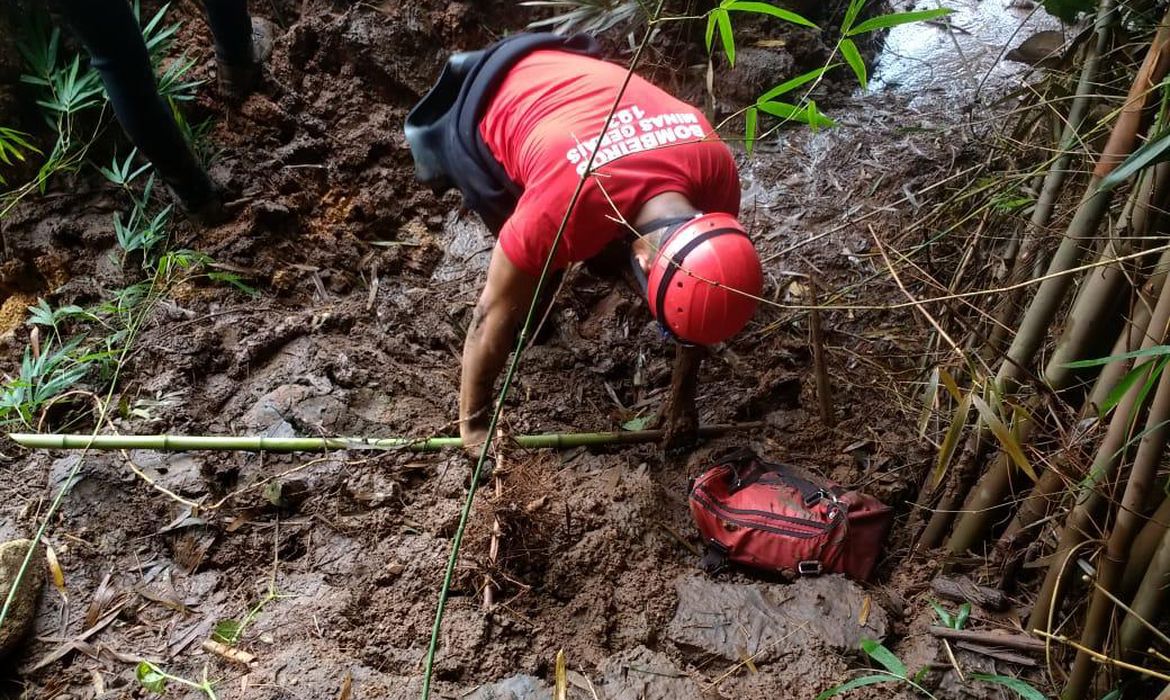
[7,424,762,454]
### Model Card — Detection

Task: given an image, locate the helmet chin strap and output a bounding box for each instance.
[630,213,704,344]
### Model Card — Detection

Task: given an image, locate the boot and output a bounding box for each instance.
[168,179,228,227]
[218,17,277,104]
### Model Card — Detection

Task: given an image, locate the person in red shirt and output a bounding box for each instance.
[406,36,763,454]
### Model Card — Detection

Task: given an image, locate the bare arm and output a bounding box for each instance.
[460,244,540,452]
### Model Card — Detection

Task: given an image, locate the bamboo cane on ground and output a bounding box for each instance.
[6,423,761,453]
[947,165,1170,555]
[1063,359,1170,699]
[1028,269,1170,635]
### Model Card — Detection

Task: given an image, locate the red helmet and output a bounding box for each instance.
[645,213,763,345]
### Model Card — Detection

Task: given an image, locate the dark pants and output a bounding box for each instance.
[55,0,253,207]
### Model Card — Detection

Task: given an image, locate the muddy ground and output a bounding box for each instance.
[0,0,1048,698]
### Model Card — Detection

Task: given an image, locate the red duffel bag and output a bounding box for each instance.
[688,449,892,581]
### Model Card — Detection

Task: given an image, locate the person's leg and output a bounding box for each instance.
[200,0,253,67]
[200,0,274,101]
[55,0,219,215]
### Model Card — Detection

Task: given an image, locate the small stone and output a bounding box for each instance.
[463,675,549,700]
[0,539,45,657]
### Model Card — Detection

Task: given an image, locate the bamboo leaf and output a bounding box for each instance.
[757,100,836,128]
[839,38,867,90]
[970,395,1038,481]
[917,367,940,438]
[757,65,834,103]
[815,673,901,699]
[970,673,1047,700]
[847,8,954,36]
[726,1,817,28]
[929,600,954,628]
[745,105,758,156]
[956,602,971,630]
[932,392,972,489]
[938,367,962,402]
[1099,130,1170,192]
[841,0,866,34]
[861,638,907,677]
[1064,344,1170,368]
[705,10,717,51]
[1101,362,1153,415]
[716,9,736,66]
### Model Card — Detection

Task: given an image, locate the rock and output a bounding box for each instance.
[129,451,207,497]
[667,574,888,664]
[0,539,45,657]
[463,674,550,700]
[596,646,701,699]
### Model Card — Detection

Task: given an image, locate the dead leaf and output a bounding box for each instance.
[44,544,66,600]
[337,670,353,700]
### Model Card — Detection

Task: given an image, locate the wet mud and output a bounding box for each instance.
[0,0,1048,697]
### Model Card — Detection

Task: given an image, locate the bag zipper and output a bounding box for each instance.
[691,490,829,540]
[696,483,840,531]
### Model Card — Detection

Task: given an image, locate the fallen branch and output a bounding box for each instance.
[928,626,1046,654]
[7,423,763,454]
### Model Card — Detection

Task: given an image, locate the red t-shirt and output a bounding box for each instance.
[479,50,740,275]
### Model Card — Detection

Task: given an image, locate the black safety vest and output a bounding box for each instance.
[404,32,602,232]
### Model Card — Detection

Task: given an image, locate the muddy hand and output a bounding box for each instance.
[660,344,704,456]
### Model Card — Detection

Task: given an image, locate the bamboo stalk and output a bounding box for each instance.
[998,258,1166,556]
[927,5,1170,551]
[984,2,1113,360]
[1122,494,1170,596]
[1028,270,1170,634]
[1064,364,1170,699]
[949,167,1170,556]
[6,423,762,453]
[1118,525,1170,663]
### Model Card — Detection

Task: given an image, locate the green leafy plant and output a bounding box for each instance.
[820,638,1051,699]
[817,638,936,699]
[704,0,953,154]
[1065,345,1170,418]
[211,581,287,646]
[0,337,89,429]
[136,660,218,699]
[930,600,971,630]
[99,149,152,190]
[706,0,817,69]
[113,203,172,262]
[0,128,41,185]
[521,0,649,34]
[836,0,954,91]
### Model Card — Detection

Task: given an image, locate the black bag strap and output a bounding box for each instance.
[720,449,830,504]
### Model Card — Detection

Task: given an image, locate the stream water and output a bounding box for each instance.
[873,0,1062,109]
